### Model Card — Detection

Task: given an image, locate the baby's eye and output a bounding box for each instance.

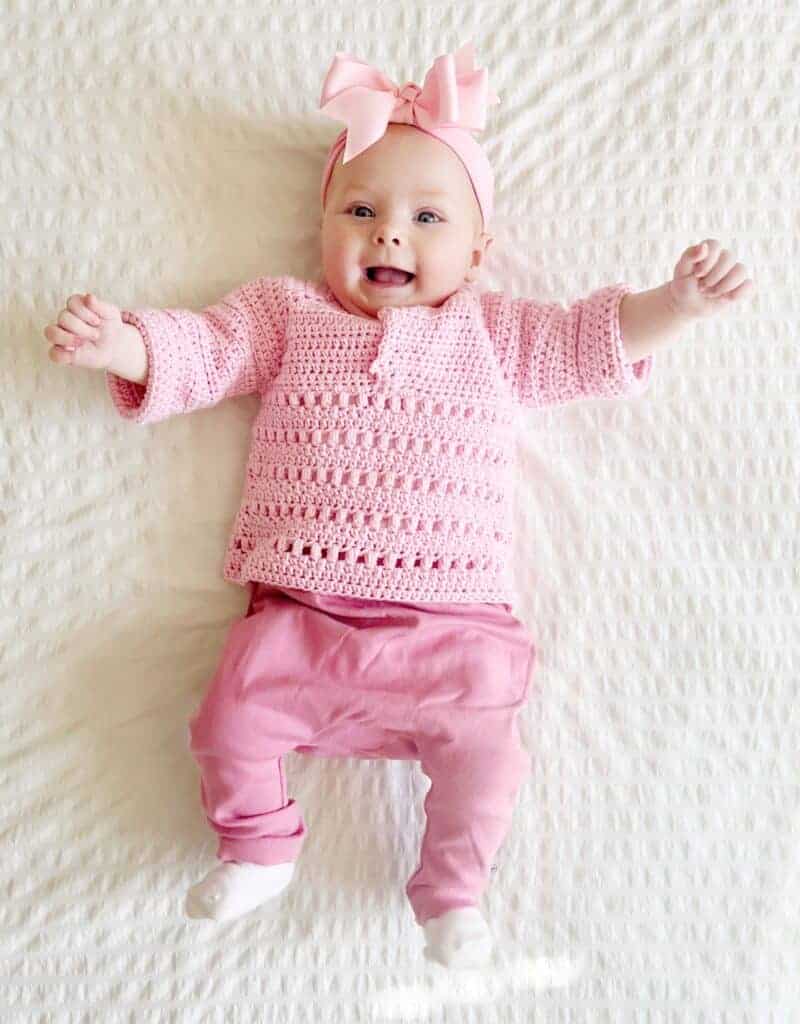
[347,205,442,223]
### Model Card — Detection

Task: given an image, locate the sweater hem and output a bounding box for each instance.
[221,553,518,607]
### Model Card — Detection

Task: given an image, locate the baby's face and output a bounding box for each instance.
[320,124,493,319]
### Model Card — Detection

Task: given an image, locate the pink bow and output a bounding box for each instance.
[319,41,500,165]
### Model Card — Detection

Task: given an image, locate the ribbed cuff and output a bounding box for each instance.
[576,283,654,399]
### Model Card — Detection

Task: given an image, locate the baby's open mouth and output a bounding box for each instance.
[364,266,415,286]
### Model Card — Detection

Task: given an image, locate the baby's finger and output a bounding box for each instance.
[697,249,735,291]
[58,308,101,340]
[47,332,106,369]
[704,264,747,296]
[49,342,78,362]
[692,237,721,278]
[84,293,118,319]
[44,323,86,349]
[724,279,756,302]
[674,243,708,280]
[67,293,102,326]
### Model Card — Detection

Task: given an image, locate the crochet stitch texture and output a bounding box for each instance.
[106,276,653,605]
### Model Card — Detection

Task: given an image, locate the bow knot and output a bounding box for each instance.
[397,83,421,103]
[393,83,424,127]
[319,41,499,165]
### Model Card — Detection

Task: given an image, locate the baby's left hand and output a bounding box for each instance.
[668,239,756,318]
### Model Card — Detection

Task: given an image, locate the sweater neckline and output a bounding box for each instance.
[316,281,478,321]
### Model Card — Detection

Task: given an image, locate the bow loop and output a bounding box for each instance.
[319,41,499,164]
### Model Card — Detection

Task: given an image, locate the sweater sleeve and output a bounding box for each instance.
[105,274,290,424]
[480,282,653,409]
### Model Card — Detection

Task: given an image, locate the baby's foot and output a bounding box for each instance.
[185,860,295,922]
[422,906,493,967]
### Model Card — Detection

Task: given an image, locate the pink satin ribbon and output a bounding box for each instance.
[319,41,501,165]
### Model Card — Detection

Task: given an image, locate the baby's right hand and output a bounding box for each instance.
[43,293,126,371]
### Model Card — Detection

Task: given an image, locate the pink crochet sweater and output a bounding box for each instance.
[106,276,653,605]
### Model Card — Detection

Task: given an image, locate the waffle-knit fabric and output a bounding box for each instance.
[105,275,653,605]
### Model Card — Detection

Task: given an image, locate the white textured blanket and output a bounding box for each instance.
[5,3,796,1020]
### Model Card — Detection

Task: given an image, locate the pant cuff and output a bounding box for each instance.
[217,821,306,866]
[410,896,480,927]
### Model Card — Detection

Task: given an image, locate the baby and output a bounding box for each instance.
[43,43,754,968]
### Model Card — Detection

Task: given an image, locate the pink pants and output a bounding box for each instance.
[187,581,537,926]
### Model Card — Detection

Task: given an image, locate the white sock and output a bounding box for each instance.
[422,907,494,967]
[185,860,295,922]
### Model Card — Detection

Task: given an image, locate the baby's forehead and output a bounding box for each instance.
[338,173,469,204]
[335,131,464,191]
[358,178,457,198]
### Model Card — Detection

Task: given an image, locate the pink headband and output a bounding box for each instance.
[318,42,500,230]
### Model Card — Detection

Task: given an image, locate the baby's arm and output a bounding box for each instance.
[480,282,653,409]
[620,240,755,362]
[619,284,695,363]
[107,322,148,384]
[480,240,754,410]
[46,277,292,425]
[106,276,291,424]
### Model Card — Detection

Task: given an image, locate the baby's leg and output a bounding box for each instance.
[185,726,306,920]
[185,689,311,921]
[180,580,342,922]
[408,707,531,965]
[190,725,307,863]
